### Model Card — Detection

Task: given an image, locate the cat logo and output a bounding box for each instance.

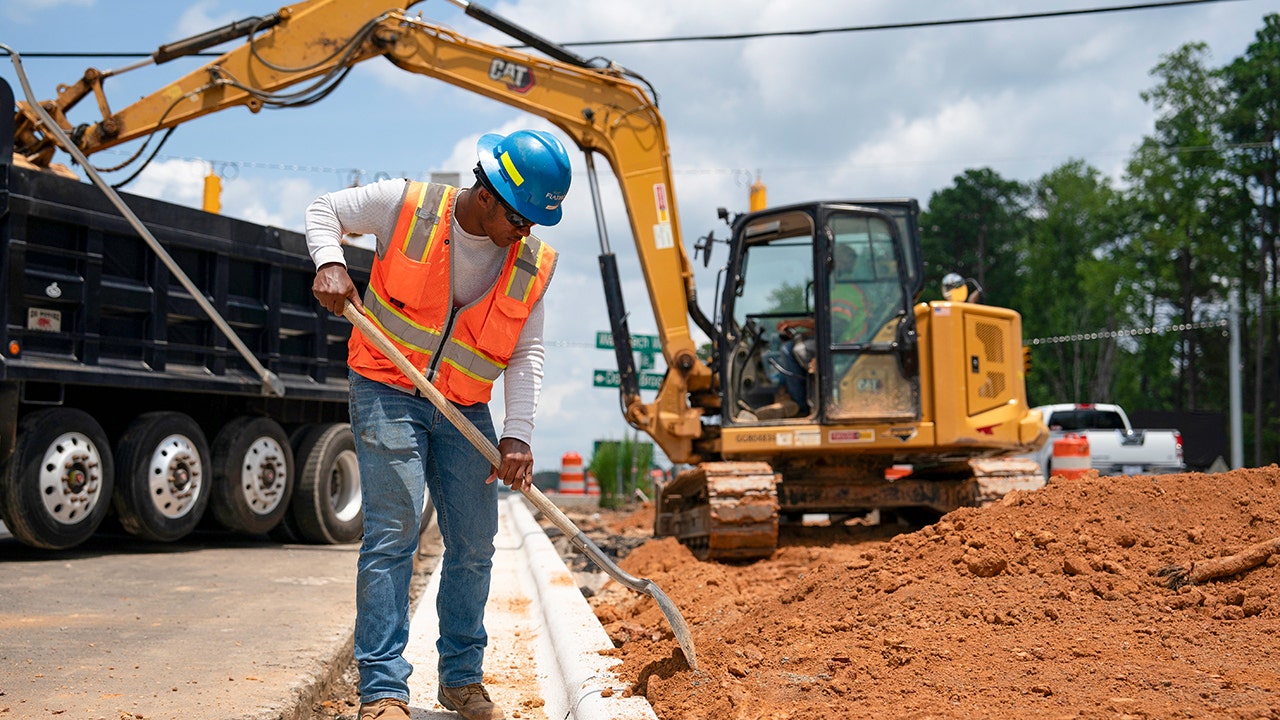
[489,59,535,93]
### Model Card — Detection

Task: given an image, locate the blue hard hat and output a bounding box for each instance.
[476,130,572,226]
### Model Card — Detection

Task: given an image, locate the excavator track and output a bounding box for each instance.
[655,461,780,561]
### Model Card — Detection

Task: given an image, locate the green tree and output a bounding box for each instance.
[765,282,807,314]
[1125,42,1236,412]
[1220,13,1280,464]
[1018,160,1134,405]
[588,436,654,509]
[920,168,1029,308]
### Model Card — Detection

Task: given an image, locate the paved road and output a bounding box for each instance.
[0,524,361,720]
[0,493,651,720]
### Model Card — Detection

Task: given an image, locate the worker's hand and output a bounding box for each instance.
[313,262,362,315]
[489,437,534,492]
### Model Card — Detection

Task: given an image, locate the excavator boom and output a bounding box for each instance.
[11,0,710,461]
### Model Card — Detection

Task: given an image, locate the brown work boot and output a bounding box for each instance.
[359,697,411,720]
[438,683,506,719]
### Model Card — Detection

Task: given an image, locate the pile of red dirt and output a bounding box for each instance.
[590,467,1280,719]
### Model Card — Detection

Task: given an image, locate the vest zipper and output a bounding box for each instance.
[426,304,462,383]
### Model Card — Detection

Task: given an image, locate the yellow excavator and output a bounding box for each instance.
[10,0,1047,560]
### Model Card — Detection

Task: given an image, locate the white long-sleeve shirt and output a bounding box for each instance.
[304,178,545,445]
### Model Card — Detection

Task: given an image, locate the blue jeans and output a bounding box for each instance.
[348,371,499,703]
[779,339,812,415]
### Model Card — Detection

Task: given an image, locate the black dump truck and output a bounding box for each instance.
[1,78,372,549]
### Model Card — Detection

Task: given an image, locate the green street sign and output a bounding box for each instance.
[595,331,661,353]
[592,369,664,390]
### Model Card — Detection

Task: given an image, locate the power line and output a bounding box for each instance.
[556,0,1251,48]
[12,0,1252,59]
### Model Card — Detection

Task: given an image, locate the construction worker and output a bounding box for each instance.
[306,129,572,720]
[774,242,867,416]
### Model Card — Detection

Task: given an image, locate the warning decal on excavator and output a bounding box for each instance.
[653,184,670,223]
[795,430,821,446]
[653,223,674,250]
[652,183,674,249]
[830,429,876,443]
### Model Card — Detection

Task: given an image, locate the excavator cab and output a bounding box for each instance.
[720,201,924,427]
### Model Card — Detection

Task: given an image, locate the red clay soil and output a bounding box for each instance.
[589,467,1280,720]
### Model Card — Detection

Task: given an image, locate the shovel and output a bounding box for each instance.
[343,302,698,671]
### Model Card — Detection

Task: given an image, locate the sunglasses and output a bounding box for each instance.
[495,196,532,230]
[474,166,532,230]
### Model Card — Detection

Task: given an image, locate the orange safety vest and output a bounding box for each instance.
[347,181,558,404]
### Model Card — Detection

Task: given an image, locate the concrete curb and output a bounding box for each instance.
[505,495,659,720]
[403,496,656,719]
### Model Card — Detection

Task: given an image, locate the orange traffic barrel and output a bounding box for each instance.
[1050,433,1091,480]
[585,470,600,496]
[559,452,585,495]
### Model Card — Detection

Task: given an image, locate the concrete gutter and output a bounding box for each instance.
[405,495,657,719]
[506,495,658,720]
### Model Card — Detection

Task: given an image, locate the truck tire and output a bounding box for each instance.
[113,412,211,543]
[290,423,362,544]
[1,408,115,550]
[267,425,316,544]
[210,417,294,535]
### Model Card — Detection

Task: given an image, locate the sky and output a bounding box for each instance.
[1,0,1273,472]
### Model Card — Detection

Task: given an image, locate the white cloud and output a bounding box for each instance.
[223,174,324,228]
[130,158,207,206]
[173,1,243,41]
[2,0,93,25]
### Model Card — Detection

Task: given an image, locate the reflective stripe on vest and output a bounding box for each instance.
[399,183,454,261]
[352,181,556,402]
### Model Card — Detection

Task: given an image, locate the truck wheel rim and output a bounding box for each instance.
[240,437,288,515]
[147,434,204,519]
[329,449,361,523]
[39,431,106,524]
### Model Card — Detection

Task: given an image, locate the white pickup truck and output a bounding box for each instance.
[1030,403,1185,478]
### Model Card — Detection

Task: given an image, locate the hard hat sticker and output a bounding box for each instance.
[499,152,525,186]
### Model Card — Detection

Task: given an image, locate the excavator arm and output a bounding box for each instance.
[12,0,711,461]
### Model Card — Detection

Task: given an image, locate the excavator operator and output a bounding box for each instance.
[774,242,866,416]
[307,129,571,720]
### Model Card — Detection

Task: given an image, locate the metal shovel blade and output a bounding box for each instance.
[343,303,698,671]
